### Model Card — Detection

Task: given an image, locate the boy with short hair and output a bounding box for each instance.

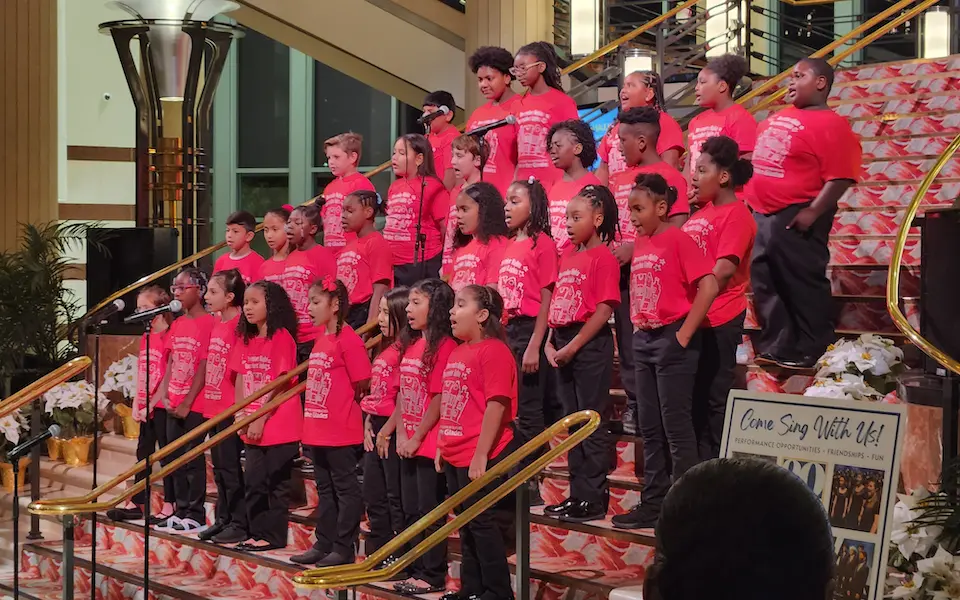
[423,90,459,190]
[442,134,487,273]
[214,210,264,284]
[322,132,376,254]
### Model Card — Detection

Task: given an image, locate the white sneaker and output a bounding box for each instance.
[170,518,206,534]
[154,515,182,531]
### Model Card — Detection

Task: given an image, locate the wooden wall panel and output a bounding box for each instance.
[0,0,58,251]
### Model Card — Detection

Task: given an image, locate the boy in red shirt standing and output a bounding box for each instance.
[214,211,264,285]
[423,91,460,190]
[321,133,376,254]
[748,58,861,369]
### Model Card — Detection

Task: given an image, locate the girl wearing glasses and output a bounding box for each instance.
[513,42,580,190]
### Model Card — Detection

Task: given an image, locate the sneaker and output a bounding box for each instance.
[211,525,249,545]
[198,521,226,541]
[611,504,658,530]
[153,515,182,531]
[170,518,206,534]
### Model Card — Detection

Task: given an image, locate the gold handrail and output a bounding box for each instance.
[0,357,92,420]
[887,133,960,375]
[294,409,601,588]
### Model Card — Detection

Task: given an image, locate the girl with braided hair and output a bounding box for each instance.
[546,119,601,251]
[337,189,393,329]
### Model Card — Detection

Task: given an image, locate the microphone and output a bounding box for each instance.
[85,299,125,323]
[123,300,183,325]
[417,106,451,125]
[9,425,61,462]
[466,114,517,138]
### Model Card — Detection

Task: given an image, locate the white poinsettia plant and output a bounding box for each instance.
[803,334,905,402]
[42,381,109,439]
[0,411,29,462]
[100,354,137,403]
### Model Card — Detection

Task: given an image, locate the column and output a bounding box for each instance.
[834,0,864,67]
[1,0,59,251]
[465,0,554,112]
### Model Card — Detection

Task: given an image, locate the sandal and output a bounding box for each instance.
[394,581,446,595]
[235,539,283,552]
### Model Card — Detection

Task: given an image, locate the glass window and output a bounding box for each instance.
[314,62,393,167]
[240,174,288,258]
[238,31,290,168]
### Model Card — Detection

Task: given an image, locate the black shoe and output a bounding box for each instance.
[315,552,352,567]
[559,501,605,523]
[290,547,330,565]
[106,507,143,522]
[212,525,249,545]
[755,352,780,366]
[377,554,408,581]
[775,356,819,370]
[611,504,659,530]
[543,498,578,516]
[198,521,226,541]
[441,593,480,600]
[621,407,637,436]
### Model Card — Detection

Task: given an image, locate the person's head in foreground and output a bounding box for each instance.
[644,458,835,600]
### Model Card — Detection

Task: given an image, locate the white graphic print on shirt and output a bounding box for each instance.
[753,115,802,179]
[204,337,231,402]
[306,351,334,419]
[398,358,427,437]
[550,267,587,324]
[439,361,469,438]
[681,217,713,255]
[384,191,417,242]
[336,250,362,295]
[517,110,551,169]
[688,124,723,176]
[451,252,481,292]
[323,197,347,248]
[168,336,202,398]
[498,257,527,312]
[631,253,666,329]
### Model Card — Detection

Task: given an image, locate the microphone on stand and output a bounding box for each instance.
[123,300,182,325]
[9,425,61,462]
[417,105,451,126]
[466,114,517,138]
[84,299,125,324]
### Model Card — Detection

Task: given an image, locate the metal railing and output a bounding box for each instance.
[0,357,91,420]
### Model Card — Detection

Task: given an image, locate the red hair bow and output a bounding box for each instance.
[321,275,337,292]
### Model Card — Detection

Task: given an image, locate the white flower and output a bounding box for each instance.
[918,546,958,580]
[891,489,943,560]
[891,574,926,600]
[0,413,26,445]
[101,354,138,400]
[815,334,904,379]
[42,381,109,415]
[804,373,884,402]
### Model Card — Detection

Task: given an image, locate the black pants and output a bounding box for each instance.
[505,317,550,470]
[363,415,404,555]
[134,408,175,506]
[553,323,614,507]
[210,417,247,531]
[307,444,364,558]
[245,441,299,547]
[165,410,207,523]
[394,252,443,288]
[751,203,836,360]
[445,461,513,600]
[692,312,744,461]
[400,455,448,587]
[633,320,701,512]
[346,300,372,331]
[614,267,637,417]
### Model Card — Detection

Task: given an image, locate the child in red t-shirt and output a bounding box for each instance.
[544,185,621,523]
[447,182,509,293]
[285,204,337,362]
[321,132,376,254]
[500,177,558,502]
[106,285,176,524]
[214,210,264,285]
[197,269,248,545]
[155,267,214,533]
[290,277,372,567]
[423,90,459,190]
[612,174,719,531]
[338,190,393,330]
[385,134,450,287]
[685,135,756,461]
[512,42,580,189]
[444,135,486,273]
[230,281,302,551]
[546,119,601,251]
[392,279,457,595]
[438,284,518,600]
[257,206,292,287]
[466,46,519,195]
[361,287,413,558]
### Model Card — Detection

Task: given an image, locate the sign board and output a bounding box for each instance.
[720,390,905,600]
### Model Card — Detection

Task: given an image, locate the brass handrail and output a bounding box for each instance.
[887,133,960,375]
[0,357,92,420]
[294,409,601,588]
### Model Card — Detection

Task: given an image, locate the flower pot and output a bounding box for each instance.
[46,436,64,461]
[114,404,140,440]
[0,457,30,493]
[62,436,95,466]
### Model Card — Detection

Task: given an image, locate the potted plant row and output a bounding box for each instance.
[42,380,109,466]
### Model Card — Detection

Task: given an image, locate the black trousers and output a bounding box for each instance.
[134,408,175,505]
[165,410,207,523]
[308,444,364,558]
[553,323,614,507]
[633,320,701,512]
[210,417,247,531]
[400,455,448,587]
[445,461,513,600]
[505,317,550,469]
[245,441,299,547]
[363,415,405,555]
[613,266,637,417]
[751,202,836,360]
[346,300,372,331]
[692,312,744,461]
[394,252,443,288]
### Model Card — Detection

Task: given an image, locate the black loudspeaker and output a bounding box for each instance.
[919,207,960,375]
[86,227,180,335]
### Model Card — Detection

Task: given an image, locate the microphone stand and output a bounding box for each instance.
[475,135,490,182]
[413,174,428,281]
[142,318,153,600]
[13,448,22,600]
[88,317,103,600]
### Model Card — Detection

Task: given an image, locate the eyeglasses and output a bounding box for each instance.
[509,61,544,77]
[170,285,198,294]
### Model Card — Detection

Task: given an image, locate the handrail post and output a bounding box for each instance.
[62,515,76,600]
[27,398,42,540]
[515,482,530,600]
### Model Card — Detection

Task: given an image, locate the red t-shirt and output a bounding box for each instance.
[498,233,558,318]
[257,256,286,285]
[747,106,862,215]
[630,226,713,330]
[303,326,372,447]
[383,176,449,265]
[548,245,621,327]
[136,330,169,414]
[337,231,394,305]
[446,236,509,293]
[598,112,685,178]
[687,104,757,178]
[165,313,215,414]
[202,315,240,418]
[322,172,376,253]
[397,336,458,459]
[515,89,580,189]
[281,250,330,344]
[610,162,690,246]
[466,96,521,195]
[306,245,337,277]
[429,125,460,177]
[361,344,402,417]
[228,328,302,446]
[214,251,265,285]
[548,172,602,252]
[438,339,517,467]
[681,200,756,327]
